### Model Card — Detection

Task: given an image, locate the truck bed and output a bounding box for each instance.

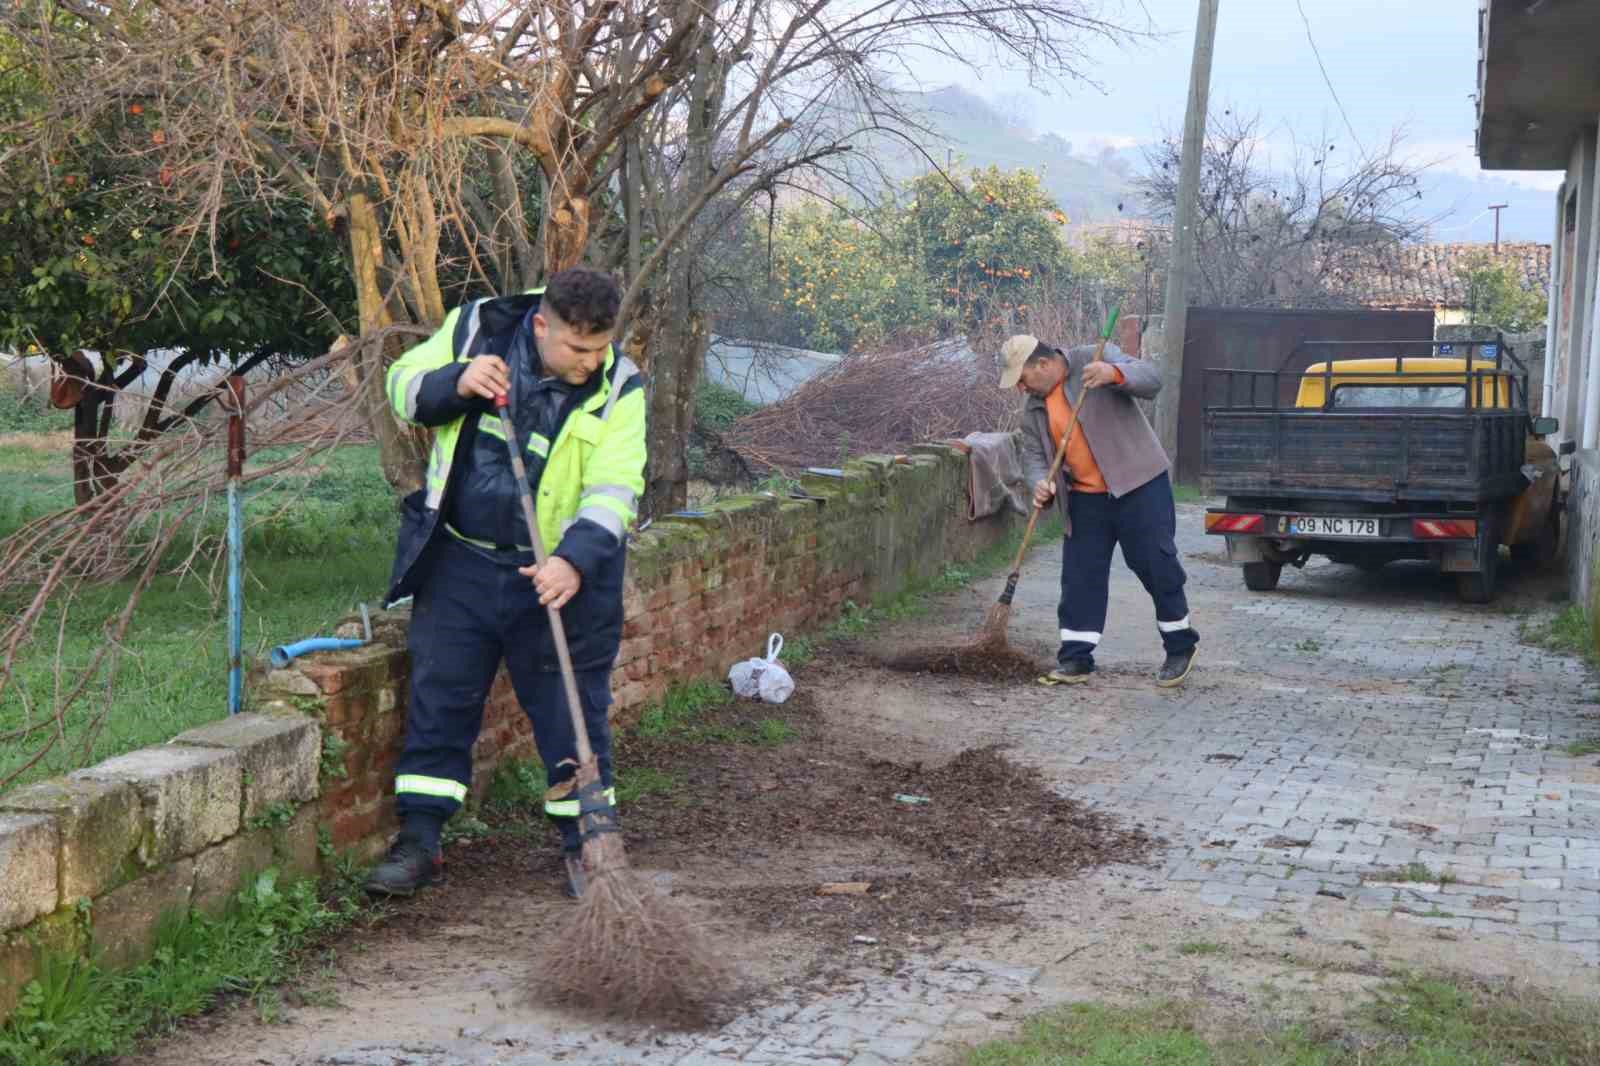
[1202,409,1527,502]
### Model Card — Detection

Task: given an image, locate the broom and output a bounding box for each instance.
[976,305,1120,649]
[494,392,728,1022]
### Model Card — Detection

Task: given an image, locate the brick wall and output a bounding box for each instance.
[0,444,1015,1022]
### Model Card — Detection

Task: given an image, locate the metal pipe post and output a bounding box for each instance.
[226,376,246,715]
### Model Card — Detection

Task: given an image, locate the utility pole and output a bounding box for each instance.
[1488,203,1509,253]
[1155,0,1220,466]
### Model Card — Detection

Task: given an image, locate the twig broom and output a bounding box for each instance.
[976,305,1120,649]
[494,393,729,1023]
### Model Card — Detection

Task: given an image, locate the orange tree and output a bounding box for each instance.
[903,166,1068,331]
[763,204,938,352]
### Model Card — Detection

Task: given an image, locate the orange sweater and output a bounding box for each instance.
[1045,370,1123,494]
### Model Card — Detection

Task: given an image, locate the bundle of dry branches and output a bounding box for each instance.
[722,338,1023,473]
[0,330,423,789]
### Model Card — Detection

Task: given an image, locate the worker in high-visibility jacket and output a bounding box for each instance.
[366,267,645,899]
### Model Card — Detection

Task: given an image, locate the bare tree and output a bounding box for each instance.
[1138,112,1433,309]
[5,0,1143,509]
[607,0,1147,514]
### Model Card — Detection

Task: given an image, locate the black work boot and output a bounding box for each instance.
[1157,647,1198,688]
[364,835,442,897]
[1044,658,1094,685]
[562,849,588,900]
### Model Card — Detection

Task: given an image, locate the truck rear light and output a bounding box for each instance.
[1205,513,1264,534]
[1412,518,1477,540]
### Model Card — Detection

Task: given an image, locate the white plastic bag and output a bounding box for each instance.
[728,634,795,704]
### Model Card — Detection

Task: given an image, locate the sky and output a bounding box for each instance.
[929,0,1561,242]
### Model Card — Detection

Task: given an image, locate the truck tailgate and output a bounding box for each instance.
[1203,410,1524,500]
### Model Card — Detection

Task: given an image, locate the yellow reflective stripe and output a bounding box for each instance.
[527,432,550,458]
[479,417,506,442]
[445,523,529,553]
[544,787,617,818]
[396,774,467,802]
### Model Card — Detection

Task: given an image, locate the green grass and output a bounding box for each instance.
[964,974,1600,1065]
[0,443,396,791]
[1172,483,1203,505]
[1177,941,1226,957]
[614,766,681,805]
[0,867,363,1066]
[483,758,547,813]
[0,390,63,435]
[633,679,735,739]
[1565,738,1600,757]
[629,681,799,748]
[1521,605,1596,663]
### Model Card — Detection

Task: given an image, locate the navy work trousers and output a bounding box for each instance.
[397,536,613,852]
[1058,472,1198,666]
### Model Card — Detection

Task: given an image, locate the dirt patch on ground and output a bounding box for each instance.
[879,644,1045,682]
[474,688,1158,971]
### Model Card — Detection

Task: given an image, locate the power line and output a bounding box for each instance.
[1295,0,1364,158]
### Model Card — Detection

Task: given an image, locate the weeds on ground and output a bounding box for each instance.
[964,973,1600,1065]
[1373,863,1457,885]
[482,758,547,814]
[1520,605,1596,664]
[1565,738,1600,757]
[1177,941,1227,957]
[615,766,681,805]
[633,680,800,748]
[0,869,361,1066]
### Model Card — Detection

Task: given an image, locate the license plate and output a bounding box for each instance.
[1289,516,1380,538]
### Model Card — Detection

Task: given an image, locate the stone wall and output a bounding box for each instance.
[0,445,1015,1022]
[1567,451,1600,642]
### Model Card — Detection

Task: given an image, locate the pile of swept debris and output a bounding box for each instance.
[719,338,1023,475]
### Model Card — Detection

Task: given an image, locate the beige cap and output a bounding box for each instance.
[999,334,1045,389]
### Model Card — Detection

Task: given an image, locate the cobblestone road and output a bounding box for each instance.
[154,504,1600,1066]
[1006,507,1600,967]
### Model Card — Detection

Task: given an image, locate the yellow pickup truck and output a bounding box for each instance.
[1201,338,1560,604]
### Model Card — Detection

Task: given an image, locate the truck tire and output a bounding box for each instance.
[1456,551,1498,604]
[1243,561,1282,591]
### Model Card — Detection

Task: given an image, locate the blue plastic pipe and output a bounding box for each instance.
[269,637,366,670]
[226,377,245,716]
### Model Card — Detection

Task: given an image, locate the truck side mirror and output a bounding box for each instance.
[1531,416,1559,437]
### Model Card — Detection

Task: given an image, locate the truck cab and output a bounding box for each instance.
[1201,337,1560,604]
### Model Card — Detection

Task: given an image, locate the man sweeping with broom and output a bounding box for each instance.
[999,333,1198,687]
[369,268,643,900]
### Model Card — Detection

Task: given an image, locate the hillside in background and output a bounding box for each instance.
[861,86,1554,245]
[865,86,1137,226]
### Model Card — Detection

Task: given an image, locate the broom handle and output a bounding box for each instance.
[1000,307,1121,583]
[495,395,595,767]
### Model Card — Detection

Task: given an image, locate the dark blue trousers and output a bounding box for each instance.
[1059,472,1198,667]
[398,536,613,852]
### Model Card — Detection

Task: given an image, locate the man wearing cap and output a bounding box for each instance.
[999,334,1198,687]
